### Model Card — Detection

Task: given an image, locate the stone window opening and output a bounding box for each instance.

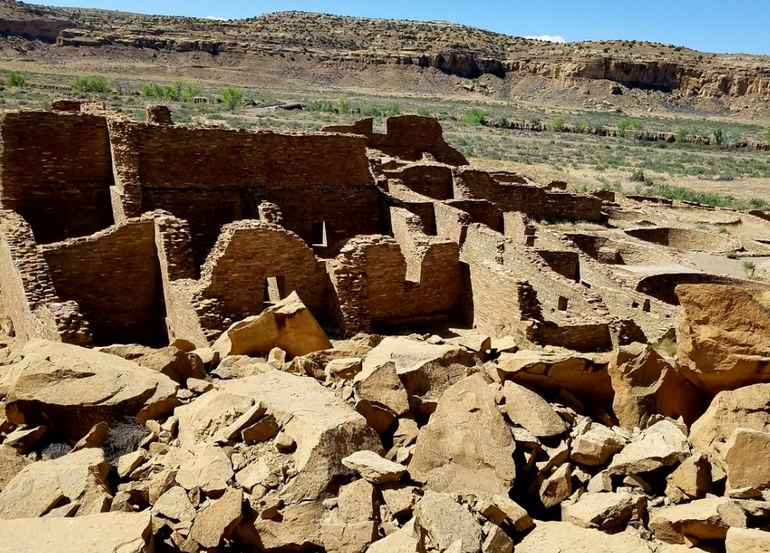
[263,276,285,307]
[311,221,328,247]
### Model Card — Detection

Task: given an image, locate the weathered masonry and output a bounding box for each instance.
[1,102,759,352]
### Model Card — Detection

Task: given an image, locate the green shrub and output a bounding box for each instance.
[575,121,588,134]
[629,168,648,183]
[743,260,756,278]
[545,118,566,132]
[676,127,690,141]
[726,250,739,259]
[617,119,632,138]
[713,128,725,147]
[383,103,401,117]
[749,197,769,210]
[220,86,244,110]
[463,108,485,125]
[359,104,382,117]
[71,75,110,93]
[7,72,25,87]
[338,100,352,114]
[307,100,335,113]
[417,107,431,117]
[142,81,201,102]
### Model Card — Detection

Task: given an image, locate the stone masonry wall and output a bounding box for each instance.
[0,210,91,345]
[454,168,604,222]
[0,111,114,242]
[40,217,167,346]
[198,220,328,328]
[108,120,381,266]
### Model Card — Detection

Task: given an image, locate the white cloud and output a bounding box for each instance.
[204,16,226,20]
[525,34,567,43]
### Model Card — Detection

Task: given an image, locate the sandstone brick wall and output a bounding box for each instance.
[325,115,468,166]
[40,218,167,346]
[372,116,468,166]
[198,220,328,327]
[382,163,454,200]
[536,250,581,281]
[0,111,114,242]
[454,168,604,222]
[445,199,502,232]
[329,220,463,334]
[0,210,91,345]
[107,120,381,266]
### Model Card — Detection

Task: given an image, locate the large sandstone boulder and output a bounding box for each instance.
[649,497,747,544]
[176,371,381,501]
[726,528,770,553]
[361,336,475,404]
[408,373,516,495]
[689,383,770,451]
[562,492,646,533]
[515,521,653,553]
[0,512,152,553]
[609,343,703,428]
[723,428,770,492]
[414,492,482,553]
[496,348,614,404]
[675,284,770,394]
[0,445,30,492]
[213,291,332,358]
[0,448,111,519]
[499,380,567,438]
[175,370,381,549]
[608,420,689,475]
[99,343,205,383]
[0,340,178,439]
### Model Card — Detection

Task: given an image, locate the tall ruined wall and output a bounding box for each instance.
[40,218,167,346]
[325,115,468,166]
[383,163,455,200]
[198,220,328,327]
[454,168,604,223]
[0,210,91,345]
[329,227,463,333]
[108,120,381,266]
[0,111,114,242]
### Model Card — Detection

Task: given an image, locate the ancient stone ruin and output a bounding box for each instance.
[1,102,770,552]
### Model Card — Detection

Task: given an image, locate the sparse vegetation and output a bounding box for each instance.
[546,118,566,132]
[636,182,741,208]
[71,75,110,93]
[463,108,485,125]
[220,86,244,110]
[726,250,739,259]
[7,72,25,87]
[141,81,201,102]
[743,260,757,279]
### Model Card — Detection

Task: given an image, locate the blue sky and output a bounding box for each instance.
[39,0,770,55]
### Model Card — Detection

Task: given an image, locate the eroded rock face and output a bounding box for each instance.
[0,511,152,553]
[675,284,770,394]
[723,428,770,492]
[213,291,332,358]
[515,521,653,553]
[495,348,613,404]
[1,340,178,439]
[414,492,483,553]
[408,373,516,495]
[689,383,770,452]
[608,420,689,475]
[609,343,703,428]
[649,497,747,544]
[0,448,111,519]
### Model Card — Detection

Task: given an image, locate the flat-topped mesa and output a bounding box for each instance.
[0,101,764,352]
